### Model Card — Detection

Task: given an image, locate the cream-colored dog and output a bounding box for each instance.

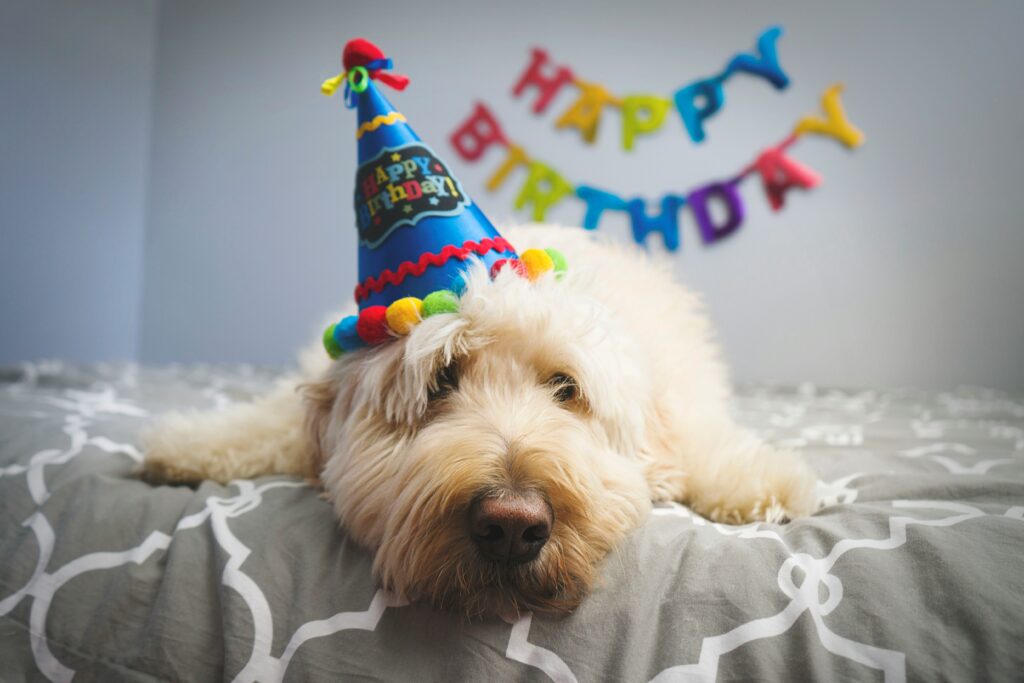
[143,224,817,617]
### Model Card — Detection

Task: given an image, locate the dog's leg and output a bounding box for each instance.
[140,378,317,484]
[672,417,817,524]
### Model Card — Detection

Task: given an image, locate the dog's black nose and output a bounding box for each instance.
[469,491,553,564]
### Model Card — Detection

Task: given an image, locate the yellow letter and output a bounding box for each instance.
[555,80,620,144]
[486,144,530,192]
[794,84,865,148]
[621,95,671,151]
[514,161,574,221]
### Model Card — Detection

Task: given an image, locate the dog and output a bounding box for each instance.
[142,223,817,617]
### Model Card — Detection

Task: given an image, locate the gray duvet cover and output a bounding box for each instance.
[1,363,1022,682]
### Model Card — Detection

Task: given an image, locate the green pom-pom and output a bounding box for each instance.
[422,290,460,317]
[323,324,343,359]
[544,248,568,276]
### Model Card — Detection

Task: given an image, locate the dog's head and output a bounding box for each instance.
[305,263,653,617]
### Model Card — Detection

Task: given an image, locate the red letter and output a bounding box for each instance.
[402,180,423,201]
[449,103,508,162]
[752,147,821,211]
[361,173,379,199]
[512,48,575,114]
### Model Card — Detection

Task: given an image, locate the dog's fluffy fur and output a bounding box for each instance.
[143,224,817,616]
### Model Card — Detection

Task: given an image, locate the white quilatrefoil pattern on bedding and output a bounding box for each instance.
[0,363,1021,682]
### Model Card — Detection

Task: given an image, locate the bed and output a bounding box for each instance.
[1,362,1022,682]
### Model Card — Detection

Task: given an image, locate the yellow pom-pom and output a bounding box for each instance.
[385,297,424,335]
[520,248,555,281]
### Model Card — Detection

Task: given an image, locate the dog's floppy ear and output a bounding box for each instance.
[300,373,344,477]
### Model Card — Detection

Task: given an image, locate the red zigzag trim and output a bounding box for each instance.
[355,237,515,302]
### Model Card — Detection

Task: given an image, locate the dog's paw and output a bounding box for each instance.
[644,461,687,503]
[137,418,213,486]
[703,495,808,525]
[752,495,806,524]
[754,471,818,524]
[697,465,818,525]
[136,452,204,487]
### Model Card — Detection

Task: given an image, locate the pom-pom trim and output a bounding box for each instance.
[325,247,568,357]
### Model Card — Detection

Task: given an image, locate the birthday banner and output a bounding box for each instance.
[449,85,864,250]
[510,27,791,150]
[448,28,865,251]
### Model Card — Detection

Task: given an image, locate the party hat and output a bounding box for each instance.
[321,39,566,357]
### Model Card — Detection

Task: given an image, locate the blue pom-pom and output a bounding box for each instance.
[333,314,364,351]
[450,272,468,296]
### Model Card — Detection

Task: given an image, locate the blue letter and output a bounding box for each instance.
[673,78,725,143]
[626,195,685,251]
[575,185,627,230]
[725,26,789,89]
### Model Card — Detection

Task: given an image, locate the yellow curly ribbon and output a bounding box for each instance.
[355,112,407,139]
[321,72,345,96]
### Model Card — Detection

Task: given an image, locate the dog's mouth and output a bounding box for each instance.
[427,551,587,619]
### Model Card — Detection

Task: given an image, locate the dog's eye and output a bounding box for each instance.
[429,362,459,402]
[547,373,578,404]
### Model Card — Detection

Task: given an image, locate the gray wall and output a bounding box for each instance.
[4,0,1023,390]
[0,0,157,363]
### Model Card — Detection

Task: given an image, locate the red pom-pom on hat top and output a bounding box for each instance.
[342,38,385,69]
[342,38,409,91]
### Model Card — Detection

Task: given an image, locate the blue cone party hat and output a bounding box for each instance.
[321,38,567,358]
